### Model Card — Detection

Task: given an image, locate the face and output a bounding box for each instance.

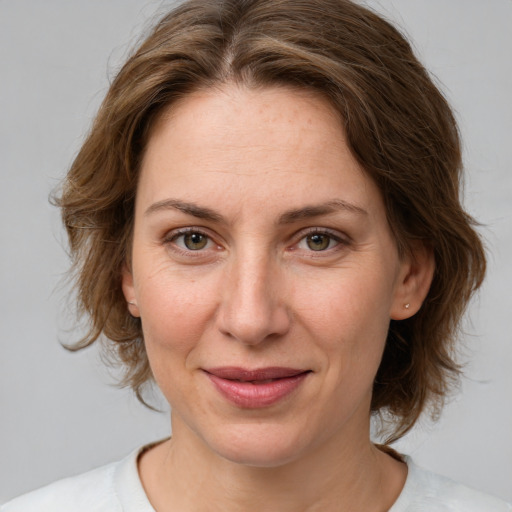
[123,85,431,467]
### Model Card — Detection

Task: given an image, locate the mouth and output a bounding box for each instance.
[203,367,311,408]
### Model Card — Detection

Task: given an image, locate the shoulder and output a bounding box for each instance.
[391,457,512,512]
[1,461,119,512]
[1,446,153,512]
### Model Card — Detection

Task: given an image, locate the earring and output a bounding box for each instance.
[404,303,410,309]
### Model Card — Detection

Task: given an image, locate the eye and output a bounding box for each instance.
[296,231,344,252]
[168,229,215,251]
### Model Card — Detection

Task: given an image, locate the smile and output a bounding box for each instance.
[204,367,311,408]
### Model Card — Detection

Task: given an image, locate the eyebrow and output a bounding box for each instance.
[144,198,367,224]
[145,199,224,222]
[277,199,367,224]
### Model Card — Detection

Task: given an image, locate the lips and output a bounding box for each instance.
[204,367,310,408]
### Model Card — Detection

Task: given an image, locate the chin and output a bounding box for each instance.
[203,422,313,468]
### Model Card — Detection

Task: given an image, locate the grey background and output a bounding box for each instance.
[1,0,511,504]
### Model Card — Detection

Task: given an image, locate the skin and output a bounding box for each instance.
[122,84,434,511]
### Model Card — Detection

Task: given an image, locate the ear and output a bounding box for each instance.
[390,242,435,320]
[122,263,140,318]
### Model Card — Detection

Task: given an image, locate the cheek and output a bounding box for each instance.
[136,272,221,407]
[292,267,394,389]
[135,264,219,361]
[295,268,393,343]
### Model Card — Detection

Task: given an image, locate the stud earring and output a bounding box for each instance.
[404,303,410,309]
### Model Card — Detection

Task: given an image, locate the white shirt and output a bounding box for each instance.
[2,447,511,511]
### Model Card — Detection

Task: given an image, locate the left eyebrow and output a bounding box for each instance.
[277,199,368,224]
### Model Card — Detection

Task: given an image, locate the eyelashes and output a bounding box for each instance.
[163,226,350,260]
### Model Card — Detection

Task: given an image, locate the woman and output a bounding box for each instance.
[2,0,510,510]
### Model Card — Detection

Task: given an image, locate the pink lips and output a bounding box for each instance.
[204,367,310,408]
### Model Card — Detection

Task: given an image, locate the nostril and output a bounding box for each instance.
[218,306,291,345]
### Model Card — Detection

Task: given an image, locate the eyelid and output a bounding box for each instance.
[296,226,350,243]
[164,226,210,240]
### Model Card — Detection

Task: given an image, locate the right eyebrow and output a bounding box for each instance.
[144,199,225,223]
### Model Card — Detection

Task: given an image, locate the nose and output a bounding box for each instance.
[217,251,291,346]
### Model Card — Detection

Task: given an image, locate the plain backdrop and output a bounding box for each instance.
[1,0,511,504]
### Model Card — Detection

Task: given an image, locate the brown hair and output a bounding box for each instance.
[57,0,486,442]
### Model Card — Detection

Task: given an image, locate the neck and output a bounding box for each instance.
[139,415,406,512]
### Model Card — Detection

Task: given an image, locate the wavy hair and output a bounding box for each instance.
[56,0,486,442]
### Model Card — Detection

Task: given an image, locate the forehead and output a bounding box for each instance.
[147,85,344,155]
[137,84,382,218]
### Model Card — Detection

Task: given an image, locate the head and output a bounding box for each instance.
[58,0,485,444]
